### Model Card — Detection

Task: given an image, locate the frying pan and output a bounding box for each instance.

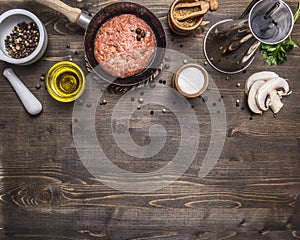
[34,0,166,86]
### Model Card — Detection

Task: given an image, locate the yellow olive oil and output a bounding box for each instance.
[46,62,85,102]
[55,70,80,95]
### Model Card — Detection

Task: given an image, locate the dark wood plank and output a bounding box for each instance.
[0,0,299,239]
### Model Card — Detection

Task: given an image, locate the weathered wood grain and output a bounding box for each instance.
[0,0,299,239]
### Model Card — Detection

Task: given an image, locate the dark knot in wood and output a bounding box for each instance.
[38,188,52,202]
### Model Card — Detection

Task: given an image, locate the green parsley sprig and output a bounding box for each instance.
[260,0,300,66]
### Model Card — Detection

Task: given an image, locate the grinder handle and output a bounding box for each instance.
[33,0,82,24]
[239,0,261,19]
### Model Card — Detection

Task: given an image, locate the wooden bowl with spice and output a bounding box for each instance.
[168,0,209,35]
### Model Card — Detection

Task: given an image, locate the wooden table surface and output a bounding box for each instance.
[0,0,299,239]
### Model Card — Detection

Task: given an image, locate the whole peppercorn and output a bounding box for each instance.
[136,35,142,41]
[4,21,39,59]
[135,28,142,34]
[141,31,146,38]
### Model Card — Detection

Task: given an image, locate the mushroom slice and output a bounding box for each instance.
[256,77,289,112]
[245,71,279,95]
[247,80,265,115]
[268,90,284,114]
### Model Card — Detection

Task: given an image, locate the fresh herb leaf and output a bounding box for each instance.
[260,0,300,66]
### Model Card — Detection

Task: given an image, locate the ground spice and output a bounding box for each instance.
[5,22,39,59]
[173,6,201,28]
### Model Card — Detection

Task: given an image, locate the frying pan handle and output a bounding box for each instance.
[77,12,92,29]
[33,0,82,24]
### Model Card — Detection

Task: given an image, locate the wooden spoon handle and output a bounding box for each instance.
[33,0,82,24]
[175,7,208,21]
[175,11,202,21]
[174,1,203,10]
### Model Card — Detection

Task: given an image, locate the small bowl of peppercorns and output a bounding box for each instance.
[0,9,48,65]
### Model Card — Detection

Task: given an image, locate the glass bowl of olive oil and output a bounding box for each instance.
[46,61,85,102]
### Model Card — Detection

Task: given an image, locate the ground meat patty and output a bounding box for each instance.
[94,14,156,79]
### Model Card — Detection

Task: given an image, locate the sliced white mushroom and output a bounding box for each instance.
[255,77,289,112]
[278,89,292,98]
[268,90,284,114]
[247,80,265,115]
[245,71,279,95]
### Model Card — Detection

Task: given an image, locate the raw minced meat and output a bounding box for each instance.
[94,14,156,78]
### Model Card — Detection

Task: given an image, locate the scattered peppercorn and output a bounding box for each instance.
[164,63,170,70]
[77,99,84,105]
[40,74,45,81]
[150,82,156,88]
[86,103,92,108]
[36,83,41,90]
[202,96,208,102]
[5,22,39,59]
